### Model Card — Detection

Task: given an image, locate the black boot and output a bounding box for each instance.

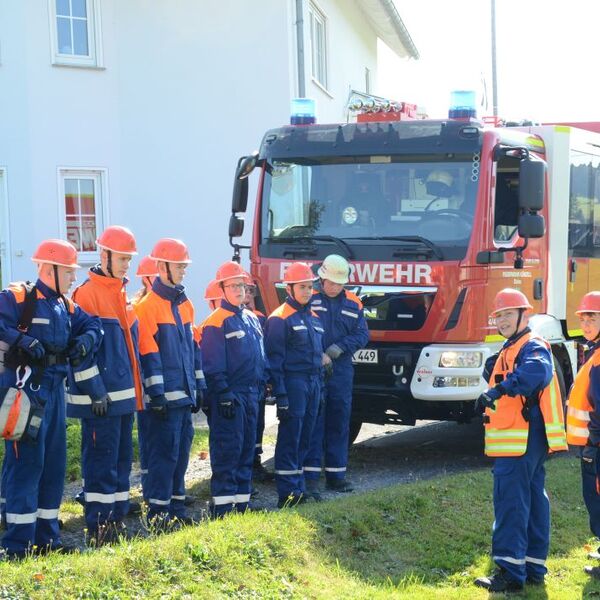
[305,479,323,502]
[474,568,523,592]
[252,461,274,482]
[326,478,354,493]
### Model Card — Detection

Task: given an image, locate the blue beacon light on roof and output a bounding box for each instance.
[448,90,477,119]
[290,98,316,125]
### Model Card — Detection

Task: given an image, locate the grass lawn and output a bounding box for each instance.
[0,454,597,599]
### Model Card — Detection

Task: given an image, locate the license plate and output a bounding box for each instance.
[352,349,378,364]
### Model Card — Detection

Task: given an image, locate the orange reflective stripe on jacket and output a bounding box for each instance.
[484,333,567,457]
[566,348,600,445]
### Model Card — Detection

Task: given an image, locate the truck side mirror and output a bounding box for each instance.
[519,159,545,211]
[229,214,245,238]
[235,152,258,180]
[518,213,545,239]
[232,177,249,214]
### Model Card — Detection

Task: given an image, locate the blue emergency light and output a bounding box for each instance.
[449,90,477,119]
[290,98,316,125]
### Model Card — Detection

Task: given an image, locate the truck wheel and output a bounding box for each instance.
[348,420,362,446]
[552,354,567,411]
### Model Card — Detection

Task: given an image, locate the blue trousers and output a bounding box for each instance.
[0,456,6,523]
[491,410,549,584]
[81,413,134,532]
[254,393,266,464]
[146,406,194,520]
[1,383,66,555]
[209,389,258,516]
[274,374,320,501]
[304,368,353,482]
[580,447,600,538]
[137,409,150,501]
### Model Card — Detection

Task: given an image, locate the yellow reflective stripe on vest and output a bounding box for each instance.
[486,429,529,439]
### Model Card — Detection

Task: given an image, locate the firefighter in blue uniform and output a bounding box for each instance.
[135,238,206,529]
[0,239,103,558]
[304,255,368,497]
[474,288,567,592]
[66,226,144,545]
[201,261,267,517]
[264,262,326,508]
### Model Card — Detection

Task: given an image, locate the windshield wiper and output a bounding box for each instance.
[347,235,444,261]
[269,234,354,259]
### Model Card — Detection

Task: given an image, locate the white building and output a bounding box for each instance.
[0,0,417,313]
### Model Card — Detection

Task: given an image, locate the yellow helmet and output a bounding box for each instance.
[426,170,453,198]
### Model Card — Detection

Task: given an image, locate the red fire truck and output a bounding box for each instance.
[228,95,600,442]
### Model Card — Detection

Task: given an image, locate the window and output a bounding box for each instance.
[49,0,103,67]
[568,150,600,257]
[59,170,106,260]
[493,161,520,242]
[309,3,328,89]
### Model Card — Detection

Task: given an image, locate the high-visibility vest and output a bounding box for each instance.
[484,333,567,457]
[566,347,600,446]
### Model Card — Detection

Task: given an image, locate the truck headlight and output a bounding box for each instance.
[439,351,483,368]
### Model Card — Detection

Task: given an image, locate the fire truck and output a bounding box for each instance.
[228,93,600,442]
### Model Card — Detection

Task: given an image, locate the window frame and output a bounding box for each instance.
[57,168,109,264]
[308,1,329,90]
[48,0,104,68]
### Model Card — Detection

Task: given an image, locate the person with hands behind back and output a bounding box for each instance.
[201,261,267,517]
[565,292,600,578]
[474,288,567,593]
[264,262,326,508]
[134,238,205,530]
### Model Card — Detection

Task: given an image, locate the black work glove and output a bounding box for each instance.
[483,352,499,383]
[17,335,45,360]
[325,344,344,360]
[582,445,598,464]
[68,333,94,366]
[218,394,235,419]
[319,388,326,416]
[149,394,168,420]
[324,361,334,379]
[276,395,290,421]
[191,389,205,414]
[91,394,110,417]
[475,392,496,413]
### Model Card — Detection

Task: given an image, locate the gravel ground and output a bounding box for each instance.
[57,414,492,550]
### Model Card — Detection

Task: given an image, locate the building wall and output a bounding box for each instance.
[0,0,380,314]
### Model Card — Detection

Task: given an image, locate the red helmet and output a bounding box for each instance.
[283,262,318,284]
[96,225,138,256]
[215,261,246,283]
[576,291,600,315]
[31,239,80,269]
[149,238,192,264]
[136,255,158,278]
[490,288,533,316]
[204,279,224,301]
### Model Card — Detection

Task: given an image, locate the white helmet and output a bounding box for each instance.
[317,254,350,284]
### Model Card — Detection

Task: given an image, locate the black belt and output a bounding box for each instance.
[31,352,69,368]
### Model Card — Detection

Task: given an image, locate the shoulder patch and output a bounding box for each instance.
[269,303,296,320]
[203,307,235,329]
[345,291,363,309]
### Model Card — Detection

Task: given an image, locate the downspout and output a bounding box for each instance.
[295,0,306,97]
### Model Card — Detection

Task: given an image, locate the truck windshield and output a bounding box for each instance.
[261,155,481,261]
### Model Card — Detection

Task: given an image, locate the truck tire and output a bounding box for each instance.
[348,420,362,446]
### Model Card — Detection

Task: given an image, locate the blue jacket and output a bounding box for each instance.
[201,299,267,398]
[134,279,205,409]
[0,279,103,398]
[66,268,144,418]
[264,296,324,397]
[311,290,369,370]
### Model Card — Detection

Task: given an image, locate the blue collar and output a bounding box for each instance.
[152,278,186,303]
[286,295,311,312]
[36,278,59,299]
[220,299,244,314]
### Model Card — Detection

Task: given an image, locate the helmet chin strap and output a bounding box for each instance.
[106,250,115,278]
[52,264,67,305]
[166,262,175,285]
[508,308,525,340]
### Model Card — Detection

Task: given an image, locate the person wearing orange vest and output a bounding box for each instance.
[0,240,103,558]
[474,288,567,593]
[66,226,144,546]
[565,292,600,578]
